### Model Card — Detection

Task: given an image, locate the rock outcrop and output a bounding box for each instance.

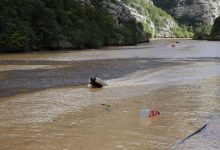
[78,0,192,39]
[153,0,220,25]
[174,0,220,24]
[100,0,148,43]
[100,0,136,24]
[120,0,180,38]
[76,0,148,44]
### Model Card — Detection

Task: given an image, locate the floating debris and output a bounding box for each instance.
[88,76,108,88]
[140,108,160,117]
[101,103,111,112]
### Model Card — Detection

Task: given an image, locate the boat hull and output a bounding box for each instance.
[88,77,107,88]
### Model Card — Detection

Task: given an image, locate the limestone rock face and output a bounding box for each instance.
[174,0,220,24]
[100,0,136,24]
[100,0,148,43]
[153,0,220,25]
[77,0,136,24]
[120,0,179,38]
[76,0,148,44]
[156,19,177,38]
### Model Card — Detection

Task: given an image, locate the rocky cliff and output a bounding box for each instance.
[100,0,148,42]
[0,0,148,52]
[76,0,149,43]
[94,0,183,38]
[153,0,220,25]
[120,0,192,38]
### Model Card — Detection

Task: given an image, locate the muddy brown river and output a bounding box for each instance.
[0,39,220,149]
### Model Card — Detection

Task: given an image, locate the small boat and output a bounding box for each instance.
[88,76,108,88]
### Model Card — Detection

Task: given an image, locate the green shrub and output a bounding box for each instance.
[193,23,212,40]
[143,23,153,38]
[171,25,193,38]
[210,16,220,40]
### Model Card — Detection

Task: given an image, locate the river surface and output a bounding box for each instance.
[0,39,220,150]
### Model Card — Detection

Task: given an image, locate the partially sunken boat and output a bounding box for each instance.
[88,76,108,88]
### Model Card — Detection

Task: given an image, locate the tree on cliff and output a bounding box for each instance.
[193,23,212,40]
[210,16,220,40]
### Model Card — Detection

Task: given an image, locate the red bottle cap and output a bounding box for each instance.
[149,109,160,117]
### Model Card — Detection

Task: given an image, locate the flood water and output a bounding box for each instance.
[0,39,220,149]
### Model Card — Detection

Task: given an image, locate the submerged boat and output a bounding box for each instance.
[88,76,108,88]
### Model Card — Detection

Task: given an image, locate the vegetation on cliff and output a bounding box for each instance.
[193,23,212,40]
[0,0,218,53]
[0,0,145,52]
[121,0,193,38]
[153,0,220,25]
[210,16,220,40]
[153,0,219,40]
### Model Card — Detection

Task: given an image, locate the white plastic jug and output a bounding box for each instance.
[140,109,150,117]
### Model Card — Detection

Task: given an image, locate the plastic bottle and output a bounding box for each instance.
[140,109,160,117]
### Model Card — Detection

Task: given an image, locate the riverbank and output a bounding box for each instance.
[150,38,192,41]
[0,38,190,54]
